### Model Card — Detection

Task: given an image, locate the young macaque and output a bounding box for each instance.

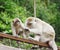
[25,17,57,50]
[11,18,26,38]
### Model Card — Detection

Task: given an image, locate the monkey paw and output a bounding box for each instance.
[24,27,29,32]
[28,37,34,40]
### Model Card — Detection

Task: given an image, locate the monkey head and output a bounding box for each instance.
[12,18,22,27]
[25,17,37,28]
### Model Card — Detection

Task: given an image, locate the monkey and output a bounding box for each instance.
[24,17,57,50]
[11,18,26,38]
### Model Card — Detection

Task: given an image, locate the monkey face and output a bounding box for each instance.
[13,18,21,27]
[26,17,36,28]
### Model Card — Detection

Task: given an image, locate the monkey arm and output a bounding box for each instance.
[11,23,17,36]
[20,23,26,30]
[29,29,42,34]
[24,27,42,34]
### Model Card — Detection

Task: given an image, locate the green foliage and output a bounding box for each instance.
[0,0,30,34]
[56,42,60,46]
[1,38,33,49]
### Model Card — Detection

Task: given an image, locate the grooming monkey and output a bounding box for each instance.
[25,17,57,50]
[11,18,26,38]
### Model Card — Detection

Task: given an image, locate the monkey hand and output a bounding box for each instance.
[24,27,30,32]
[13,35,19,38]
[28,37,34,40]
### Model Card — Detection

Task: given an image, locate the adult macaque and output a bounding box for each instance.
[25,17,57,50]
[11,18,26,38]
